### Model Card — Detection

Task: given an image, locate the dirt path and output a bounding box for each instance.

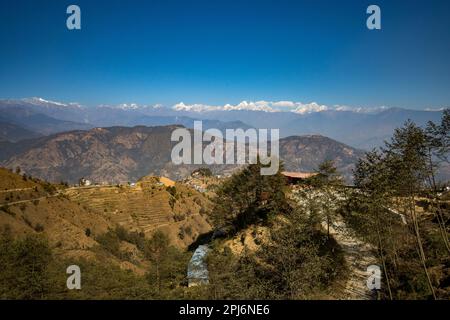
[0,186,114,207]
[0,194,60,206]
[327,218,378,300]
[0,187,34,193]
[290,190,378,300]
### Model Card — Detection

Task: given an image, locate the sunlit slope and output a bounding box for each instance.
[64,177,212,248]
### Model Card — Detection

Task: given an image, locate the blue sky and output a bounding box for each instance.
[0,0,449,109]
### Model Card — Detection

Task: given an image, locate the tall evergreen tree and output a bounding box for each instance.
[212,160,290,233]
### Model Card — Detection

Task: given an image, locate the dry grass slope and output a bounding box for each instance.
[63,176,212,248]
[0,168,213,275]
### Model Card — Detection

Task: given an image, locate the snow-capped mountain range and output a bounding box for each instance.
[15,97,393,114]
[171,100,391,114]
[0,97,446,149]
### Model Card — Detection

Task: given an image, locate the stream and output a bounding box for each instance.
[187,244,210,287]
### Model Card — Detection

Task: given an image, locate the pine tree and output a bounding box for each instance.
[212,160,290,234]
[305,160,344,238]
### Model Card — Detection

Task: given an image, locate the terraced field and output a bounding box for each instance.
[63,180,213,248]
[64,185,173,232]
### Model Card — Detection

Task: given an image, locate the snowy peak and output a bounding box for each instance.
[171,100,394,114]
[116,103,140,110]
[97,103,164,111]
[22,97,83,109]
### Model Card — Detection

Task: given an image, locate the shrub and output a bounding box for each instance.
[22,215,33,228]
[166,186,177,197]
[0,232,53,299]
[184,226,192,236]
[173,213,186,222]
[199,207,207,216]
[169,197,176,209]
[192,168,212,177]
[95,229,121,258]
[42,183,56,195]
[34,224,44,232]
[1,205,15,217]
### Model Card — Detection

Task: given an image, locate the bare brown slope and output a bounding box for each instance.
[0,170,122,270]
[0,169,213,275]
[1,125,234,184]
[280,135,365,183]
[0,167,40,190]
[1,126,364,184]
[64,178,212,248]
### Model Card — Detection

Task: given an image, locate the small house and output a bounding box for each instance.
[281,171,317,184]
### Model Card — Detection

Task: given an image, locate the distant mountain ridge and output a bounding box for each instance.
[0,120,42,142]
[0,125,364,184]
[0,102,92,141]
[0,98,251,142]
[280,135,365,182]
[188,108,444,149]
[0,98,443,149]
[0,97,444,184]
